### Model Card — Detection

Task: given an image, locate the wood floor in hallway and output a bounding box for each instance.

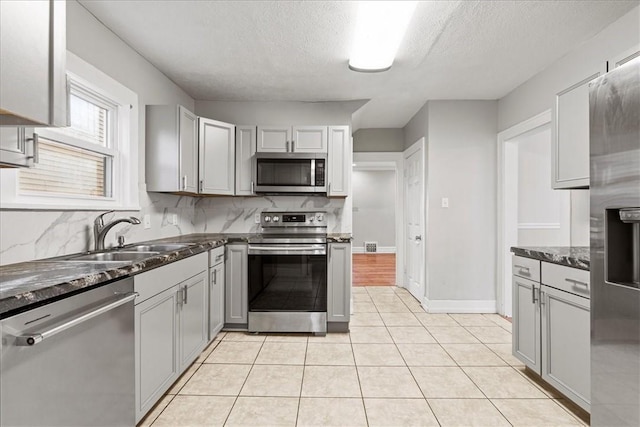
[352,253,396,286]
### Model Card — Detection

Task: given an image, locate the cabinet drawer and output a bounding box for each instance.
[542,262,590,298]
[512,256,541,282]
[209,245,225,267]
[135,253,208,303]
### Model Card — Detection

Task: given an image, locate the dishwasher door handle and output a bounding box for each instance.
[15,292,138,346]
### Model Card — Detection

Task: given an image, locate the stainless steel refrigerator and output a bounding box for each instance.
[590,57,640,426]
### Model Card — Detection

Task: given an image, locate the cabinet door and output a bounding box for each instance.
[225,244,248,325]
[328,243,352,323]
[178,271,208,372]
[512,276,541,374]
[327,126,351,197]
[0,127,32,167]
[178,106,198,193]
[135,286,179,422]
[541,285,590,411]
[257,125,290,152]
[0,0,66,127]
[209,263,225,340]
[199,117,235,195]
[235,125,257,195]
[608,45,640,70]
[292,126,328,153]
[552,64,606,189]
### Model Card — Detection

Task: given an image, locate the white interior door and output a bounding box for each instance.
[403,140,425,302]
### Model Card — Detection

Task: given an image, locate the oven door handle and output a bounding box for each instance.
[248,245,327,255]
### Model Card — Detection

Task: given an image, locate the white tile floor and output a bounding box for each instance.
[139,286,589,427]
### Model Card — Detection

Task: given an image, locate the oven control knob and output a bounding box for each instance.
[316,213,324,222]
[264,216,272,223]
[273,215,280,222]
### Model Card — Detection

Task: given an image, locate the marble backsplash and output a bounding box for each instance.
[0,193,350,265]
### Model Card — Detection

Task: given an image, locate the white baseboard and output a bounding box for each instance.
[421,298,497,313]
[352,246,396,254]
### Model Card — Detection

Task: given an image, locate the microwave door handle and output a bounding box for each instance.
[311,159,316,186]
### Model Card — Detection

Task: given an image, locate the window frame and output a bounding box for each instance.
[0,52,140,211]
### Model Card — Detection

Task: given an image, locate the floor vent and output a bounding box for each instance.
[364,241,378,253]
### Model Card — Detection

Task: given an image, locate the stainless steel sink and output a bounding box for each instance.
[126,243,191,252]
[67,251,160,262]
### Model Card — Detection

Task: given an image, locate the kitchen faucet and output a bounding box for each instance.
[94,210,141,251]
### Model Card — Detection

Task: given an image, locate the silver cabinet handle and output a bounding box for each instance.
[327,182,331,195]
[199,179,203,193]
[291,140,295,152]
[286,140,290,152]
[27,132,39,164]
[531,286,537,304]
[565,278,588,287]
[15,292,138,346]
[540,290,546,306]
[183,285,188,305]
[213,269,217,285]
[182,175,187,191]
[251,181,254,194]
[514,265,530,272]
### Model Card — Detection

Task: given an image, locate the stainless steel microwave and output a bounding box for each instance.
[253,152,327,193]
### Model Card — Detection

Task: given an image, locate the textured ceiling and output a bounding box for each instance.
[79,0,638,130]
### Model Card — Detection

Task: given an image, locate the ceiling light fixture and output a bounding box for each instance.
[349,1,417,73]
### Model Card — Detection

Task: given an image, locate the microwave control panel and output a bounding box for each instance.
[315,159,325,186]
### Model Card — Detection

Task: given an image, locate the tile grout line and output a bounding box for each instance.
[294,336,310,426]
[221,334,267,426]
[350,313,370,427]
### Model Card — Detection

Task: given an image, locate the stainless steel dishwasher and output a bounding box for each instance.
[0,278,137,426]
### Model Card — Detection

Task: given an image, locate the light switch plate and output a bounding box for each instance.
[143,214,151,229]
[441,197,449,208]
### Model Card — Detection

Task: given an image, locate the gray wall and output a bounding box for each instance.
[402,100,498,303]
[498,6,640,131]
[353,128,404,152]
[352,170,396,249]
[0,1,197,265]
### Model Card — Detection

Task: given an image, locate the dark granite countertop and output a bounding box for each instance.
[327,233,352,243]
[0,233,254,319]
[510,246,590,270]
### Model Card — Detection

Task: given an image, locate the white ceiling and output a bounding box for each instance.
[79,0,638,130]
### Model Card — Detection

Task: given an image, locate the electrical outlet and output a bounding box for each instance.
[143,214,151,229]
[441,197,449,208]
[255,213,261,224]
[172,214,178,225]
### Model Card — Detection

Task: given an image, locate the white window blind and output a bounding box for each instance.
[19,80,118,199]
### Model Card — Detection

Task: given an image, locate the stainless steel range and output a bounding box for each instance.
[248,211,327,334]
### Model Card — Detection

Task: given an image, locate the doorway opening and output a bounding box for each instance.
[498,111,571,317]
[351,153,403,288]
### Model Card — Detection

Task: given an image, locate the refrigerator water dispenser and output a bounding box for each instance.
[606,208,640,288]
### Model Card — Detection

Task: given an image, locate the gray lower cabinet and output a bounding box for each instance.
[209,247,225,340]
[225,243,248,327]
[512,276,541,372]
[327,243,351,323]
[541,284,591,411]
[134,253,208,422]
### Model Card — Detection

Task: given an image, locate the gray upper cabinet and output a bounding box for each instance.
[257,125,291,152]
[327,126,351,197]
[199,117,235,195]
[257,125,328,153]
[0,0,67,127]
[551,63,606,189]
[540,284,590,412]
[235,126,257,196]
[292,126,328,153]
[146,105,198,194]
[0,127,37,168]
[327,242,352,323]
[225,243,248,326]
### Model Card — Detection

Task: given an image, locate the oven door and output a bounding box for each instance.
[253,153,326,193]
[248,244,327,313]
